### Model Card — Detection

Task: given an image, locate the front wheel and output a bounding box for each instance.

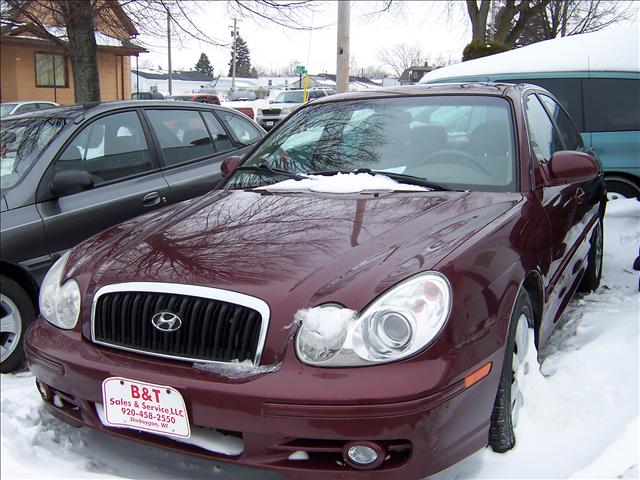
[579,218,603,292]
[0,276,35,373]
[489,289,535,453]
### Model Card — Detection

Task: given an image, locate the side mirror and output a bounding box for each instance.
[549,151,599,183]
[50,169,94,198]
[220,155,243,176]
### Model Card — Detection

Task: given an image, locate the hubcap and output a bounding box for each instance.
[510,313,530,428]
[0,294,22,363]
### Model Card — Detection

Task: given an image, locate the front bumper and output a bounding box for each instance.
[25,318,502,479]
[256,115,285,130]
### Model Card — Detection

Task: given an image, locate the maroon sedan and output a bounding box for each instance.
[25,83,605,479]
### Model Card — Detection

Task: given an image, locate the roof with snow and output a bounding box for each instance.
[420,28,639,83]
[132,69,214,81]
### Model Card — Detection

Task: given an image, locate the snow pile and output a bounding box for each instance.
[420,28,639,83]
[193,360,281,379]
[294,306,356,360]
[257,172,428,193]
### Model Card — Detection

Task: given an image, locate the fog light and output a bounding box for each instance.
[36,380,51,401]
[348,445,378,464]
[343,441,385,470]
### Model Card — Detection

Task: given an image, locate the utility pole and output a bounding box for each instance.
[167,6,172,95]
[336,1,350,93]
[230,18,238,92]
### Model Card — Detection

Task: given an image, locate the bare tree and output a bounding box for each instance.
[1,0,315,103]
[518,0,638,45]
[378,43,426,78]
[462,0,551,59]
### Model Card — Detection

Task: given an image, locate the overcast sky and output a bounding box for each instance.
[134,1,473,76]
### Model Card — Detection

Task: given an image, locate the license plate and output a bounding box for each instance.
[265,121,274,126]
[101,377,190,438]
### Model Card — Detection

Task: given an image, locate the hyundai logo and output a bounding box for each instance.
[151,311,182,332]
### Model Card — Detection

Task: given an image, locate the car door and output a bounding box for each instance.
[36,109,171,256]
[143,107,241,202]
[525,92,599,339]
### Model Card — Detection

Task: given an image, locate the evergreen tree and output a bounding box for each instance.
[194,53,213,78]
[228,35,253,77]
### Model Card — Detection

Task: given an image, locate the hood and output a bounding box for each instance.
[70,189,521,362]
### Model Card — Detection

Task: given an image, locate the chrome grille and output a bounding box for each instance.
[260,108,281,115]
[91,283,270,365]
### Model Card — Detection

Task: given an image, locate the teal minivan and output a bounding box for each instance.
[420,28,639,197]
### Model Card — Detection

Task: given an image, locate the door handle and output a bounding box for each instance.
[142,191,162,207]
[575,187,586,204]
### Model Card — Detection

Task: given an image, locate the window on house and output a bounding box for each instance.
[35,53,67,87]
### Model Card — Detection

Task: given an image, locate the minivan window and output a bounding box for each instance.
[146,109,215,166]
[201,112,234,151]
[538,94,584,151]
[586,78,640,132]
[57,111,152,185]
[1,117,67,189]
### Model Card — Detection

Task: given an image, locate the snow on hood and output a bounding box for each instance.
[256,172,429,193]
[420,28,639,83]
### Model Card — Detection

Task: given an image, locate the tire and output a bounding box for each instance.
[579,218,603,292]
[605,177,639,200]
[489,289,535,453]
[0,276,35,373]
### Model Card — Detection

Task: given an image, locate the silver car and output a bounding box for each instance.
[256,88,334,130]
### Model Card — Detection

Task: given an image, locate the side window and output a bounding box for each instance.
[586,78,640,132]
[57,111,152,185]
[145,109,215,166]
[15,104,37,114]
[505,78,584,131]
[201,112,234,151]
[218,111,262,146]
[538,94,584,151]
[525,95,562,162]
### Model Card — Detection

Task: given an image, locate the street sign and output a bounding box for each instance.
[295,65,306,75]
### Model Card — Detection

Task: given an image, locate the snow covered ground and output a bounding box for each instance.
[1,198,638,480]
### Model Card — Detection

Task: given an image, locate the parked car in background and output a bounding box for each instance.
[131,91,165,100]
[166,94,221,105]
[255,88,335,130]
[0,100,265,372]
[227,89,257,101]
[24,83,605,479]
[1,101,59,118]
[420,28,639,198]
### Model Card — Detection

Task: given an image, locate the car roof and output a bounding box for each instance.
[311,82,517,104]
[2,100,239,122]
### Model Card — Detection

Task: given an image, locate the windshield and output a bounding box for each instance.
[0,104,18,117]
[1,117,68,189]
[225,95,517,192]
[274,91,305,103]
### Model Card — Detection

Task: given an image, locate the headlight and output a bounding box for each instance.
[256,109,263,115]
[295,272,452,366]
[280,107,292,115]
[39,252,80,329]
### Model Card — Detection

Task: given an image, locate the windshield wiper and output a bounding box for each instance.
[308,168,453,191]
[236,163,307,181]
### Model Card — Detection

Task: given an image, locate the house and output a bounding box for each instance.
[1,2,146,104]
[399,65,436,85]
